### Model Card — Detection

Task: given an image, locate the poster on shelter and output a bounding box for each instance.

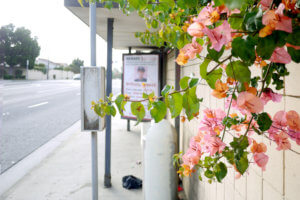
[122,54,160,120]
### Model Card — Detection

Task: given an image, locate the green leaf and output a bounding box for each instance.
[180,76,190,89]
[228,14,244,29]
[105,105,117,117]
[231,37,256,62]
[204,169,214,179]
[115,94,126,115]
[160,0,175,8]
[161,85,172,96]
[200,59,222,89]
[182,87,200,120]
[207,45,225,62]
[151,20,158,29]
[214,162,227,182]
[189,78,200,88]
[206,68,223,89]
[177,0,198,8]
[242,8,263,32]
[226,61,251,83]
[167,93,183,118]
[271,31,288,47]
[256,35,276,59]
[235,152,249,175]
[224,0,246,9]
[128,0,147,9]
[214,0,225,6]
[199,59,211,79]
[150,101,167,123]
[257,112,273,131]
[94,103,105,117]
[223,148,235,164]
[78,0,84,7]
[131,102,145,123]
[288,47,300,63]
[286,28,300,46]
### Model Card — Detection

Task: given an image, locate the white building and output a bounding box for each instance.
[35,58,61,69]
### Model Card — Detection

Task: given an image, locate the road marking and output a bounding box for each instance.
[28,102,48,108]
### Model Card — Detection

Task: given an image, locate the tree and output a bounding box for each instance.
[68,58,84,73]
[89,0,300,184]
[0,24,40,69]
[112,67,122,79]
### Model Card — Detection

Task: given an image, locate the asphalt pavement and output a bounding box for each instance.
[0,79,121,173]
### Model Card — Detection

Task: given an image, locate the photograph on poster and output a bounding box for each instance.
[122,54,160,120]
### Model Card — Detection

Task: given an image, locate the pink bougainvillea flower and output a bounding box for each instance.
[178,164,195,177]
[199,109,226,136]
[273,110,288,127]
[253,152,269,171]
[282,0,300,14]
[259,3,292,37]
[269,47,292,64]
[237,92,264,113]
[268,110,287,137]
[181,37,203,59]
[261,88,282,105]
[187,22,205,38]
[286,43,300,50]
[182,148,201,169]
[286,110,300,131]
[251,140,267,153]
[211,79,229,99]
[189,132,203,153]
[260,0,273,10]
[176,50,189,66]
[202,21,232,52]
[287,129,300,145]
[202,134,226,156]
[176,38,203,65]
[195,4,220,26]
[274,131,291,150]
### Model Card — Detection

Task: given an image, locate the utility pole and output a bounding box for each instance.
[47,59,49,80]
[26,60,29,80]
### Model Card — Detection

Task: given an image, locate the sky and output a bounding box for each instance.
[0,0,126,68]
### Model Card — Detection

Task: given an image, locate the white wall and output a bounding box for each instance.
[166,50,300,200]
[27,70,75,80]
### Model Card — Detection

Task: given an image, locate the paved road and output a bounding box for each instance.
[0,80,81,173]
[0,79,121,173]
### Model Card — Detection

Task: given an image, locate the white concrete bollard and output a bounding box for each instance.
[141,122,151,147]
[144,120,178,200]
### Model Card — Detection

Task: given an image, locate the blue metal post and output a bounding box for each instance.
[127,47,132,132]
[104,18,114,188]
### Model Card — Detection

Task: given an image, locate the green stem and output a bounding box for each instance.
[207,55,232,75]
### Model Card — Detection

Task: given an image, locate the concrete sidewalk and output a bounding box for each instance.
[0,116,143,200]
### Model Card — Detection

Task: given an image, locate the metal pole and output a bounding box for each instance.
[91,131,98,200]
[104,18,114,188]
[127,47,132,132]
[26,60,29,80]
[175,49,180,150]
[90,2,98,200]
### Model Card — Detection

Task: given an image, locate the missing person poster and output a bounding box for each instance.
[122,54,160,120]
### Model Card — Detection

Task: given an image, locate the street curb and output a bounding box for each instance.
[0,120,81,196]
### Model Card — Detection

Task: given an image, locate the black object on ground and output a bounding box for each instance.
[122,175,142,189]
